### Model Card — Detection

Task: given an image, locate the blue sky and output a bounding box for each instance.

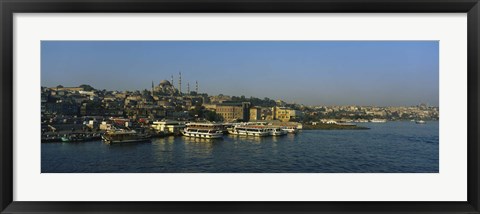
[41,41,439,106]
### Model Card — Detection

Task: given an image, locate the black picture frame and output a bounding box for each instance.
[1,0,479,213]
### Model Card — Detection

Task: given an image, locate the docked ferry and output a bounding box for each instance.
[182,123,224,139]
[228,126,270,137]
[102,129,151,144]
[266,127,287,136]
[281,126,298,134]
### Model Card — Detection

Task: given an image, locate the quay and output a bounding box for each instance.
[41,119,305,143]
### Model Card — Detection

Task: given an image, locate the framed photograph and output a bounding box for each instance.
[1,0,479,213]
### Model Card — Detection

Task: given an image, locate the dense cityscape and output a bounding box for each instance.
[41,73,439,143]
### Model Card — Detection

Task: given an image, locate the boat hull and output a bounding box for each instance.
[283,129,298,134]
[182,132,223,139]
[228,130,269,137]
[102,134,151,144]
[103,138,151,144]
[270,132,287,136]
[182,123,224,139]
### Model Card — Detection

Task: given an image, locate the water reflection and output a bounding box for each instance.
[182,136,223,144]
[286,133,296,142]
[182,136,221,159]
[270,135,287,143]
[226,135,268,144]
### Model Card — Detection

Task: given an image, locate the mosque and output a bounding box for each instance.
[151,72,198,96]
[152,80,178,96]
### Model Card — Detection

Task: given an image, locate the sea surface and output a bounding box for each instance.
[41,121,439,173]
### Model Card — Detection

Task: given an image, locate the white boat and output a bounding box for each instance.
[102,129,151,144]
[266,127,287,136]
[282,126,298,134]
[415,120,427,124]
[228,126,269,137]
[182,123,224,139]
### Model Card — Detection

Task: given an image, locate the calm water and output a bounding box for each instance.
[41,121,439,173]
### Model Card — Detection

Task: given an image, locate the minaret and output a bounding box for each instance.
[178,71,182,95]
[171,75,174,88]
[196,81,198,94]
[151,81,154,95]
[187,82,190,95]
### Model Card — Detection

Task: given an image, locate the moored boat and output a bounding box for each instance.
[281,126,298,134]
[182,123,224,139]
[228,126,269,137]
[266,127,287,136]
[102,129,151,144]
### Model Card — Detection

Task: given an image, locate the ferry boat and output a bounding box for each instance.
[228,126,269,137]
[282,126,298,134]
[102,129,151,144]
[182,123,224,139]
[266,127,287,136]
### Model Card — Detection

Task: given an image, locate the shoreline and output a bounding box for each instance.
[303,124,370,130]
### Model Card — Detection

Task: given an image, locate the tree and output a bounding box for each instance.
[56,85,64,88]
[79,84,95,91]
[204,110,222,122]
[188,106,204,118]
[142,89,150,96]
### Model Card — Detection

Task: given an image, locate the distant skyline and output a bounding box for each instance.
[41,41,439,106]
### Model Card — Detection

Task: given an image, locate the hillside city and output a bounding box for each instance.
[41,76,439,134]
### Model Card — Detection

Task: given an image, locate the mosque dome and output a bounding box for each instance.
[153,79,178,96]
[159,80,171,86]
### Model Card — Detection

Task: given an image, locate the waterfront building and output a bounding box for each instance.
[273,107,291,122]
[215,102,251,122]
[109,117,131,127]
[249,107,261,121]
[151,120,186,135]
[99,121,113,130]
[202,103,217,111]
[272,107,304,122]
